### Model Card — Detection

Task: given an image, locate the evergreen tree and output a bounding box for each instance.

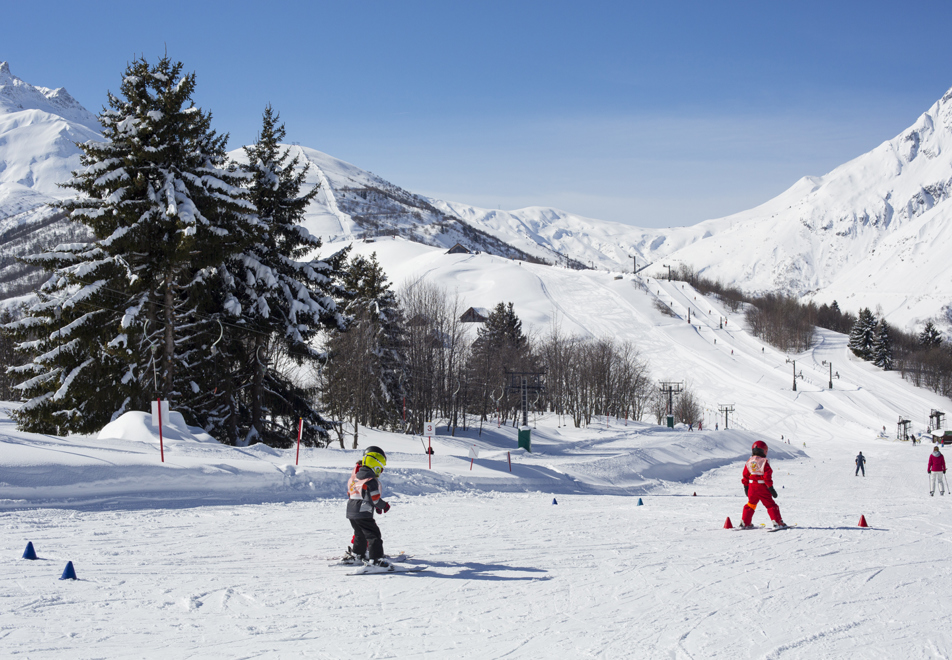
[468,302,531,422]
[848,308,877,361]
[8,56,254,434]
[473,302,527,357]
[219,105,347,445]
[322,253,406,447]
[0,305,23,401]
[918,321,943,348]
[872,320,893,370]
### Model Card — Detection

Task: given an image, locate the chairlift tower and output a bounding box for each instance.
[718,404,735,430]
[659,381,683,428]
[897,417,912,442]
[506,370,546,451]
[929,409,946,432]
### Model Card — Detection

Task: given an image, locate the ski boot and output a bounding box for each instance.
[773,520,787,529]
[367,558,394,571]
[341,547,359,565]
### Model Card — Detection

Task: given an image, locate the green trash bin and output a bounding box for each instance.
[518,427,531,452]
[666,415,675,429]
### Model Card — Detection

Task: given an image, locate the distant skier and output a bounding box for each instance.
[344,446,393,568]
[928,446,947,496]
[855,452,866,477]
[739,440,786,529]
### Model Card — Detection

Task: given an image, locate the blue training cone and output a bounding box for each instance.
[60,561,77,580]
[552,498,558,505]
[22,541,37,560]
[637,498,644,506]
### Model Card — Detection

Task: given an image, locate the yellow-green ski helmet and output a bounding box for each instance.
[362,446,387,476]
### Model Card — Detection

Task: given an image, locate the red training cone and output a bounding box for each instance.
[723,517,733,529]
[693,492,697,497]
[858,515,869,528]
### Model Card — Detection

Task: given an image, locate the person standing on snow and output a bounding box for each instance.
[855,452,866,477]
[345,446,393,568]
[928,446,947,496]
[341,456,367,562]
[740,440,786,529]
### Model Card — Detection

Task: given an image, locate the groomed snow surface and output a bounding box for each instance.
[1,409,948,658]
[3,241,951,658]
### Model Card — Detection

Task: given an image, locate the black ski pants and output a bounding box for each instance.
[350,518,384,560]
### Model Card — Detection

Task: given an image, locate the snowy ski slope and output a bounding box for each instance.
[2,238,951,658]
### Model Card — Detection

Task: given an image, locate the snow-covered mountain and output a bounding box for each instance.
[430,87,952,333]
[0,63,100,301]
[226,145,555,264]
[0,61,99,198]
[652,88,952,330]
[2,60,952,333]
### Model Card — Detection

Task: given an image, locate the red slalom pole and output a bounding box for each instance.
[507,451,511,472]
[157,398,165,463]
[296,417,303,466]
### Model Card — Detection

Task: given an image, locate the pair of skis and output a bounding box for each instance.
[328,552,428,575]
[733,523,795,533]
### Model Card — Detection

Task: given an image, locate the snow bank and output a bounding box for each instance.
[97,410,218,445]
[0,400,802,510]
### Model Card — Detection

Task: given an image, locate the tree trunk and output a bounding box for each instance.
[251,333,265,440]
[162,277,175,398]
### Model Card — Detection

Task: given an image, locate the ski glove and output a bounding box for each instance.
[744,485,749,496]
[769,486,778,498]
[377,502,391,514]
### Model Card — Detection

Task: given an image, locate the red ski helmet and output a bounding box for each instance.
[752,440,768,455]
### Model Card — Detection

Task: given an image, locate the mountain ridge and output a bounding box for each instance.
[1,61,950,334]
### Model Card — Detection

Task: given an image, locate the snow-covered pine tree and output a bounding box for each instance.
[467,302,531,422]
[848,308,877,361]
[322,253,406,447]
[872,320,893,370]
[8,56,255,434]
[227,106,348,446]
[918,321,943,348]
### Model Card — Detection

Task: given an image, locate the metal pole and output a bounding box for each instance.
[792,360,797,392]
[296,417,303,466]
[522,378,528,427]
[157,398,165,463]
[829,362,833,389]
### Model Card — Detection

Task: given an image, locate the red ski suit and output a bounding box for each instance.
[741,456,782,526]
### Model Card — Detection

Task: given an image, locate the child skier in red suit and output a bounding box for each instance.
[740,440,786,528]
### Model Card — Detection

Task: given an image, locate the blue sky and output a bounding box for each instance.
[5,1,952,227]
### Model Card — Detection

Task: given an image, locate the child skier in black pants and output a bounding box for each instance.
[345,446,392,568]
